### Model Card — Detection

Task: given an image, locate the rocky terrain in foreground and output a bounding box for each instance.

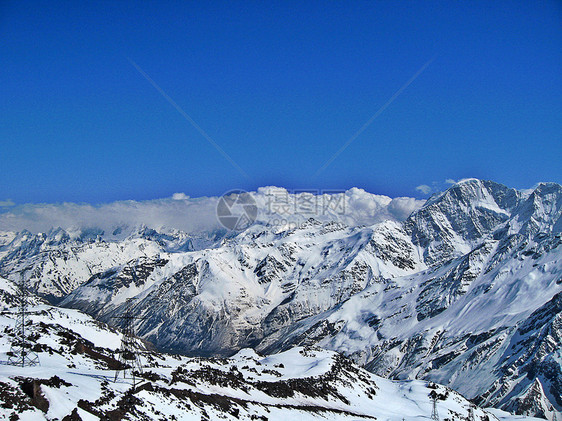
[0,296,539,420]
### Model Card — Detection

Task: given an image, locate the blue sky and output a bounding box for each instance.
[1,1,560,205]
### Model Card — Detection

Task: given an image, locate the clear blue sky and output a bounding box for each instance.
[1,1,560,204]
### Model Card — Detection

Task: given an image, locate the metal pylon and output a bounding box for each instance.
[7,278,39,367]
[113,297,144,386]
[430,395,439,421]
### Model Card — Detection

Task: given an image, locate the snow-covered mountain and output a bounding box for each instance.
[0,179,560,418]
[0,187,421,302]
[0,295,538,420]
[0,226,229,303]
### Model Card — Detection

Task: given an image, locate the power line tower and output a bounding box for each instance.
[113,298,145,386]
[430,395,439,421]
[7,278,39,367]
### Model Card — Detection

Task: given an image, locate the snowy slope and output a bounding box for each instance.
[61,218,424,355]
[0,228,190,301]
[0,303,539,421]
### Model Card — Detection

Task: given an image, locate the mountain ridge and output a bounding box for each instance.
[0,285,535,420]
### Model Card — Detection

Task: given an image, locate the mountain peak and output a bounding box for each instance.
[404,179,521,264]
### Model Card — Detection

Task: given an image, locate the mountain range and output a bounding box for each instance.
[0,179,560,419]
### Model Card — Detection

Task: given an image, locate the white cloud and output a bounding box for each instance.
[446,178,479,185]
[387,197,425,220]
[415,185,432,195]
[172,193,189,200]
[0,188,425,234]
[457,178,478,184]
[0,198,221,235]
[0,199,15,207]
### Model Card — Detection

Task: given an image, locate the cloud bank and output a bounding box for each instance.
[0,199,15,208]
[0,188,426,235]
